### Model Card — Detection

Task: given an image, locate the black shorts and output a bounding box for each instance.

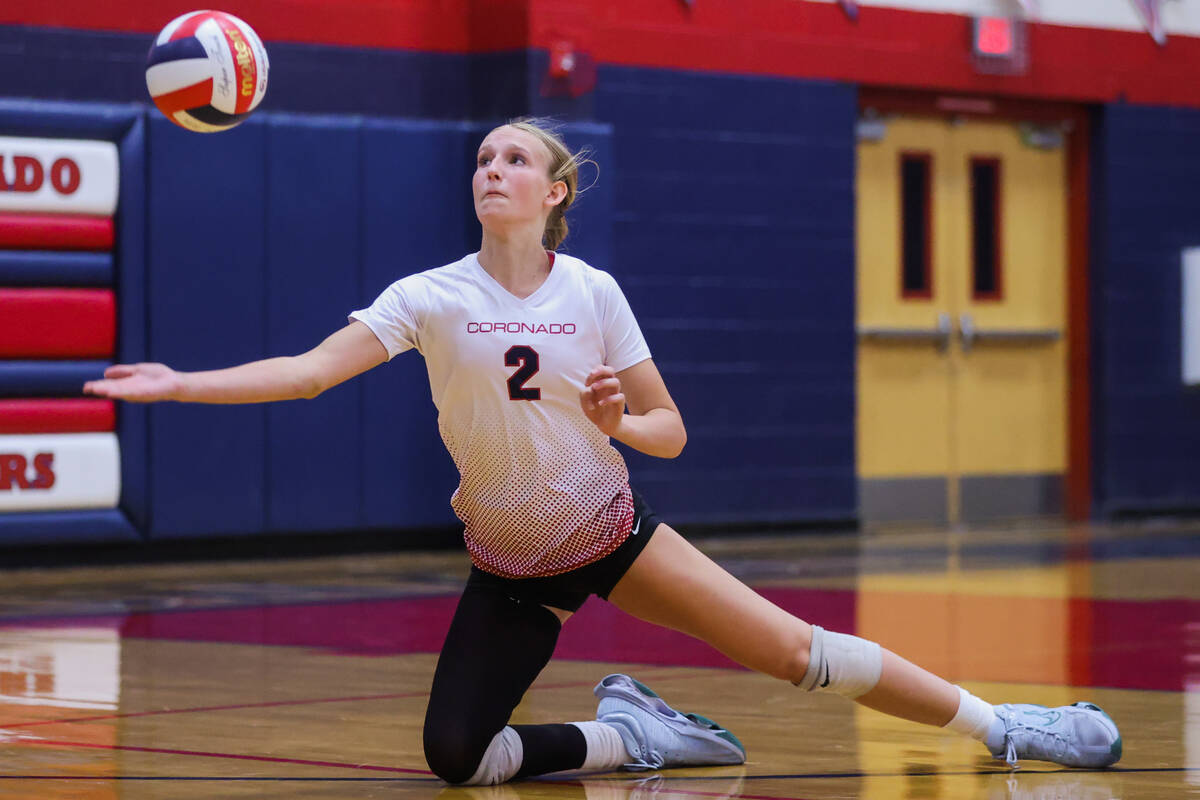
[466,486,663,613]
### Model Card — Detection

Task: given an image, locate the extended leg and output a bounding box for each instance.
[608,525,1120,769]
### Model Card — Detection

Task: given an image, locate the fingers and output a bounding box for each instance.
[83,379,126,398]
[103,364,139,379]
[585,377,623,406]
[580,367,625,429]
[598,392,624,409]
[578,386,600,412]
[584,365,616,387]
[85,364,138,396]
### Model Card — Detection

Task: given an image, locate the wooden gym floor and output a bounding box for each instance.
[0,522,1197,799]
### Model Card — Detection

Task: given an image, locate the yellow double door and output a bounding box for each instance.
[857,116,1067,524]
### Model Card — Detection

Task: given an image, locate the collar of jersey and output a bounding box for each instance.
[471,251,562,305]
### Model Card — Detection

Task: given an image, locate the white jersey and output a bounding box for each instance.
[350,252,652,577]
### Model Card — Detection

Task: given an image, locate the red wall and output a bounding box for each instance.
[6,0,1200,107]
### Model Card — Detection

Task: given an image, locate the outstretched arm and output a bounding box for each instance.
[579,359,686,458]
[83,321,388,404]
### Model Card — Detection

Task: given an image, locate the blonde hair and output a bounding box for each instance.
[503,117,592,251]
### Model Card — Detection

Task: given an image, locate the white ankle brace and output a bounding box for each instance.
[944,686,997,742]
[463,726,524,785]
[571,720,628,771]
[794,625,883,699]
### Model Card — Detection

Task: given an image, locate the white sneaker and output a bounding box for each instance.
[594,674,746,771]
[990,703,1122,769]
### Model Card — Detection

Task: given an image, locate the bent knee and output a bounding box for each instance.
[424,724,524,785]
[423,724,489,784]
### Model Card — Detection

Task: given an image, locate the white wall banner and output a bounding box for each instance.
[1184,248,1200,386]
[0,137,119,216]
[0,433,120,511]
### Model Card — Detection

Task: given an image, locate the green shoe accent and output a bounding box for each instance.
[1078,702,1122,765]
[627,676,745,756]
[685,713,745,754]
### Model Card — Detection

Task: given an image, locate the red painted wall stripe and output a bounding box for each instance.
[6,0,1200,107]
[0,0,522,52]
[0,288,115,358]
[565,2,1200,108]
[0,398,115,433]
[0,214,114,251]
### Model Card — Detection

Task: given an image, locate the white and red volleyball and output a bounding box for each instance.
[145,10,269,133]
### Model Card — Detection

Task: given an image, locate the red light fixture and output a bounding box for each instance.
[971,16,1028,75]
[975,17,1014,56]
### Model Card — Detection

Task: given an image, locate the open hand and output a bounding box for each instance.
[83,363,183,403]
[579,365,625,436]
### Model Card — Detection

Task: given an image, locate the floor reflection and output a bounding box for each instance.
[440,770,748,800]
[0,624,121,712]
[0,523,1195,798]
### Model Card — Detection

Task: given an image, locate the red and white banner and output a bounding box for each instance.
[0,433,120,511]
[0,137,118,216]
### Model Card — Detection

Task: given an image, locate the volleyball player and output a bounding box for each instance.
[84,119,1122,784]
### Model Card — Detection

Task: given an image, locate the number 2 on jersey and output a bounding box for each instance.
[505,345,541,400]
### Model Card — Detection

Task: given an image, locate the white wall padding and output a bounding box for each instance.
[0,433,120,511]
[0,137,119,216]
[1184,248,1200,386]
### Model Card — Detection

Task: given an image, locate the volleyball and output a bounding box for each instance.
[145,10,269,133]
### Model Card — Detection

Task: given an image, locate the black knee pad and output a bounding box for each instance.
[423,589,562,783]
[423,720,487,784]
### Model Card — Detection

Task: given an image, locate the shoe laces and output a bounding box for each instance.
[1003,738,1018,769]
[623,752,664,771]
[1001,721,1069,768]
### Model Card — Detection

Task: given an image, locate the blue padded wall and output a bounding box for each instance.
[147,116,270,538]
[116,113,149,531]
[358,120,473,530]
[0,96,143,141]
[596,67,858,525]
[1091,103,1200,515]
[0,510,140,545]
[0,362,109,397]
[263,115,365,534]
[0,252,112,286]
[551,122,615,269]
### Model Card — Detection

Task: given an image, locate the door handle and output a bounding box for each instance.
[858,312,953,351]
[958,313,1061,352]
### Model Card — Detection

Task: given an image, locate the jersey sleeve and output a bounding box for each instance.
[348,275,425,360]
[596,271,652,373]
